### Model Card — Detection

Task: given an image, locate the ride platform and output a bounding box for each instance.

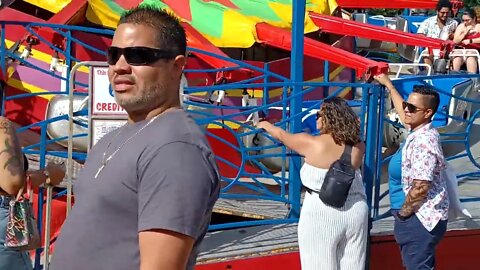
[195,101,480,269]
[24,116,480,270]
[197,182,480,270]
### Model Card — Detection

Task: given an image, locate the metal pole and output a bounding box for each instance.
[1,23,6,115]
[34,126,47,269]
[364,84,381,270]
[43,185,53,270]
[373,88,386,218]
[67,61,107,213]
[262,63,270,117]
[323,60,330,97]
[67,63,78,214]
[364,85,381,216]
[288,0,306,219]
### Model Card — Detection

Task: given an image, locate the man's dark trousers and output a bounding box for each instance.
[393,212,447,270]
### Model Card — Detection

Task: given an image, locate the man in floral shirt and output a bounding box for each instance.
[375,74,449,270]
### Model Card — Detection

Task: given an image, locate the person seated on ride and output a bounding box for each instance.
[417,0,458,40]
[417,0,458,66]
[452,8,480,73]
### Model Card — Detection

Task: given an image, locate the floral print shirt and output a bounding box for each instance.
[402,123,449,231]
[417,16,458,40]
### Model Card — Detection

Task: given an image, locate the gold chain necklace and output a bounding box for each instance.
[94,114,161,179]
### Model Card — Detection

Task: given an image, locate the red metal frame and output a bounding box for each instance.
[309,12,453,50]
[255,23,389,80]
[308,12,456,56]
[336,0,464,9]
[1,1,392,84]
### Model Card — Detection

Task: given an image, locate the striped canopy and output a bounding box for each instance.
[86,0,339,48]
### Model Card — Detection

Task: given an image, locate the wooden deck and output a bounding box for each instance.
[198,190,480,265]
[196,112,480,265]
[23,128,480,267]
[21,103,480,269]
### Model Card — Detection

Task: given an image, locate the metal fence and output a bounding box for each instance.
[1,21,479,270]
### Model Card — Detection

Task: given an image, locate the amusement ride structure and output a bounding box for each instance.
[0,0,479,269]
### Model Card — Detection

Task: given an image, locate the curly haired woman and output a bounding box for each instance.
[257,97,368,270]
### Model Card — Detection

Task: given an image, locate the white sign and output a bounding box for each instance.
[90,119,127,147]
[91,67,127,116]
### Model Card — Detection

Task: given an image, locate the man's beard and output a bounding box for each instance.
[115,84,165,114]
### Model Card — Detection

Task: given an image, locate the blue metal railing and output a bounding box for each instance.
[0,19,374,233]
[2,19,480,270]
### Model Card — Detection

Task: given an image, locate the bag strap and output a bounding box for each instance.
[15,175,32,201]
[15,184,25,201]
[340,144,353,163]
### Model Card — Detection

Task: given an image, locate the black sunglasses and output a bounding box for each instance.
[316,112,321,120]
[402,101,428,113]
[107,46,176,66]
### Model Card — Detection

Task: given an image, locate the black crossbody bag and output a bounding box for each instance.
[319,144,355,208]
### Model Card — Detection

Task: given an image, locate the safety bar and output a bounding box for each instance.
[388,63,432,78]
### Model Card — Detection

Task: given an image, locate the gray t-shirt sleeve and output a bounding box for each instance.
[137,141,218,239]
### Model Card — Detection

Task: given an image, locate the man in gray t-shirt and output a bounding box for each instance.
[49,6,220,270]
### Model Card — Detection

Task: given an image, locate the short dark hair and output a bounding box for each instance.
[318,96,361,146]
[463,8,477,20]
[119,5,186,57]
[23,153,29,171]
[436,0,452,11]
[413,85,440,114]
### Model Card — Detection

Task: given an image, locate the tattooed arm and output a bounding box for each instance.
[0,117,25,196]
[397,131,443,219]
[398,180,432,219]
